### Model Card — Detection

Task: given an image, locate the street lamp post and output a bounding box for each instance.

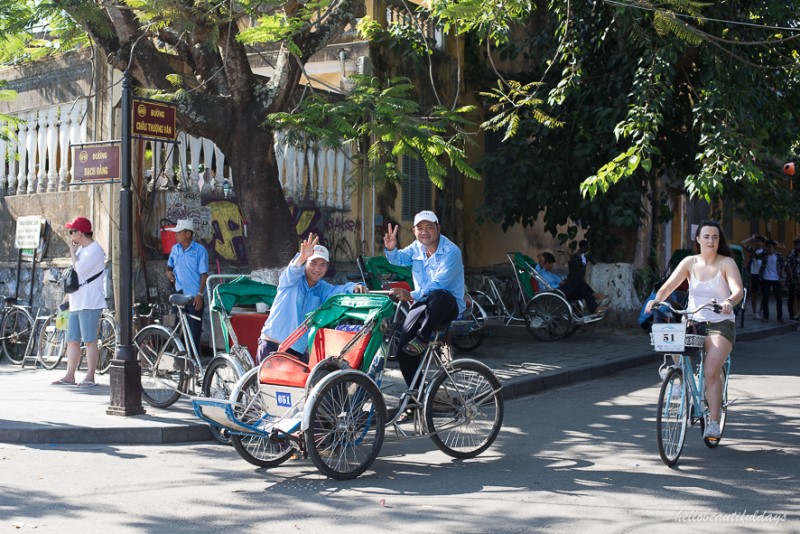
[107,69,145,416]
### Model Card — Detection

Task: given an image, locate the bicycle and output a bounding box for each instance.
[36,308,118,373]
[0,279,62,366]
[192,292,505,480]
[649,300,732,467]
[469,252,604,341]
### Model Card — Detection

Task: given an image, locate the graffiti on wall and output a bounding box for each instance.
[166,192,211,240]
[290,203,359,262]
[202,200,247,262]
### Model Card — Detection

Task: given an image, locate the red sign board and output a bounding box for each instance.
[72,145,121,181]
[132,98,177,141]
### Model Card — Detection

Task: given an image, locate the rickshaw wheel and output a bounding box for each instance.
[231,374,297,467]
[524,294,574,341]
[202,357,241,445]
[305,371,386,480]
[425,360,504,458]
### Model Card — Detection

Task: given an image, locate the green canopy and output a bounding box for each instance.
[363,256,414,290]
[306,293,396,371]
[211,276,278,314]
[513,252,538,299]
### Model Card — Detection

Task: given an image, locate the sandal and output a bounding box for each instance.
[403,338,427,355]
[51,378,76,385]
[77,381,98,388]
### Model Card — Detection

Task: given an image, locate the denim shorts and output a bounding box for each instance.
[66,309,103,343]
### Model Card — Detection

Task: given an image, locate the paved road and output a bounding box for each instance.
[2,332,797,533]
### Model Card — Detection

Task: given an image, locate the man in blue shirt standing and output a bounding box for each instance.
[258,233,367,364]
[166,219,209,356]
[384,210,465,388]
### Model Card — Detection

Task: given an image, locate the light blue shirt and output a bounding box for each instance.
[261,254,358,353]
[167,240,208,295]
[385,234,465,314]
[535,264,562,289]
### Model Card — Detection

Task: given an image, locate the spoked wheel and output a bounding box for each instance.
[231,373,297,467]
[96,313,118,375]
[701,358,730,448]
[305,371,386,480]
[424,360,504,458]
[524,294,574,341]
[135,326,185,408]
[1,307,34,365]
[37,315,66,370]
[451,295,487,352]
[656,367,689,466]
[202,358,241,445]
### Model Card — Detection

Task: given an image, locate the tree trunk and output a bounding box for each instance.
[218,113,297,269]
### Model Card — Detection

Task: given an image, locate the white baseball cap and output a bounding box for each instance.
[167,219,195,233]
[308,245,330,263]
[414,210,438,226]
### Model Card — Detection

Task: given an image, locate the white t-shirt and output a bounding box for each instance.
[762,254,779,282]
[69,241,106,311]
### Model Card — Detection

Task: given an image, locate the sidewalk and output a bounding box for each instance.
[1,317,796,445]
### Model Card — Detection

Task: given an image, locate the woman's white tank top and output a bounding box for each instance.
[687,266,735,323]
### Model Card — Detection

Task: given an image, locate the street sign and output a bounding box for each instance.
[15,215,44,249]
[132,97,177,141]
[72,145,121,182]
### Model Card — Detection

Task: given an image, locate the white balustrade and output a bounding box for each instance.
[36,111,48,193]
[46,108,59,192]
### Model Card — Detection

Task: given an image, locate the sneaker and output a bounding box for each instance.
[703,420,721,439]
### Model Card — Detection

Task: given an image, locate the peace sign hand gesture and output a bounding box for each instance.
[384,223,398,251]
[298,233,320,264]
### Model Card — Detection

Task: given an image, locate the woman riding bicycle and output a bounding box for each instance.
[645,220,744,440]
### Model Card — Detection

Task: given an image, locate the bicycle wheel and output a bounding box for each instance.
[425,359,504,458]
[231,373,297,467]
[135,326,184,408]
[702,358,730,448]
[656,367,689,466]
[451,296,487,352]
[469,290,500,318]
[305,371,386,480]
[1,307,34,365]
[524,294,574,341]
[37,315,66,370]
[96,313,118,374]
[202,357,241,445]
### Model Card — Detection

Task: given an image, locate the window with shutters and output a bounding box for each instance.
[401,155,432,221]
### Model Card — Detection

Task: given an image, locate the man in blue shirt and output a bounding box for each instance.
[535,252,562,289]
[258,234,367,364]
[384,210,465,387]
[166,219,209,355]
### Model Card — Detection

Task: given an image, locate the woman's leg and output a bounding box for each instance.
[704,334,732,423]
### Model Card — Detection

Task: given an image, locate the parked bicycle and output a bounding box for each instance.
[191,292,504,480]
[650,300,732,466]
[36,309,118,373]
[0,279,64,365]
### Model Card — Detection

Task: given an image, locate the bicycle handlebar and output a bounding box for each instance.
[650,299,722,315]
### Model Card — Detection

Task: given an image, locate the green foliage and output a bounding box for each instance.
[267,76,479,189]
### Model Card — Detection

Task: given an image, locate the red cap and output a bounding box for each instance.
[65,217,92,233]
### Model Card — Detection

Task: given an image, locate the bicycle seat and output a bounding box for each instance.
[169,293,195,306]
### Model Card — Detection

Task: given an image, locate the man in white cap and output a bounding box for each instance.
[258,233,367,363]
[166,219,209,355]
[384,210,465,388]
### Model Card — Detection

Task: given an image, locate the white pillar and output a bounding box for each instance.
[295,141,305,199]
[16,118,28,195]
[46,107,59,192]
[189,134,201,194]
[214,145,225,195]
[325,148,335,208]
[285,140,296,200]
[26,111,38,194]
[69,105,83,189]
[316,144,326,204]
[58,105,71,191]
[177,131,188,189]
[275,131,287,196]
[201,137,214,194]
[6,128,17,195]
[36,111,48,193]
[307,145,317,203]
[335,147,346,209]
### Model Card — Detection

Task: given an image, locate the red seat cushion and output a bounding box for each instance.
[229,313,269,366]
[311,328,371,371]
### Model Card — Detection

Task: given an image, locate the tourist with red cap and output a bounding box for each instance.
[52,217,106,387]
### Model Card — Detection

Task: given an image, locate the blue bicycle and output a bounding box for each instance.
[650,300,732,466]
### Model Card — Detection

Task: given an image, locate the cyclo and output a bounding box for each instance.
[191,292,505,480]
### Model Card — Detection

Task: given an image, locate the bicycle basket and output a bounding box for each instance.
[43,282,66,309]
[650,322,706,353]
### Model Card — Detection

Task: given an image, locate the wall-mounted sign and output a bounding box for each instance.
[132,97,177,141]
[72,145,121,182]
[15,215,44,249]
